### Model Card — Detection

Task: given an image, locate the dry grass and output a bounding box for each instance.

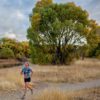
[31,87,100,100]
[32,59,100,83]
[73,87,100,100]
[0,58,100,90]
[0,67,23,91]
[32,88,70,100]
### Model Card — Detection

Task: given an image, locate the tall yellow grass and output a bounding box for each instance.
[32,59,100,83]
[32,88,70,100]
[31,87,100,100]
[0,59,100,90]
[0,67,23,90]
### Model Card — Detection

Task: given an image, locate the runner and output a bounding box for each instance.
[21,62,33,99]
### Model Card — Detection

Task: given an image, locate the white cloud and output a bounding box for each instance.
[16,10,25,20]
[4,31,17,39]
[0,0,100,41]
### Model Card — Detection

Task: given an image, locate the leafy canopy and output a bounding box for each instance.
[27,1,100,64]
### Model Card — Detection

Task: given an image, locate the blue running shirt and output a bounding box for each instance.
[22,67,32,78]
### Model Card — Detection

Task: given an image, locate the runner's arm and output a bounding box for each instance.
[20,68,24,75]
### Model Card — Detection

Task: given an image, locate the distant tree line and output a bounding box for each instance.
[0,38,30,61]
[27,0,100,64]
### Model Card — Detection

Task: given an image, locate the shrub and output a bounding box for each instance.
[95,50,100,56]
[0,48,15,59]
[16,53,25,61]
[16,53,22,59]
[95,50,100,59]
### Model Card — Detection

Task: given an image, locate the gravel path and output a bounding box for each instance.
[0,79,100,100]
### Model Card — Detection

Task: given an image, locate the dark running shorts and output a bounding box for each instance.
[24,77,31,82]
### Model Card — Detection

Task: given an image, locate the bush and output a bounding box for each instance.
[0,48,15,59]
[41,54,53,64]
[31,45,76,65]
[16,53,26,62]
[95,50,100,59]
[16,53,22,59]
[95,50,100,56]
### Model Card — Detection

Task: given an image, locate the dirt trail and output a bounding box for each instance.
[0,79,100,100]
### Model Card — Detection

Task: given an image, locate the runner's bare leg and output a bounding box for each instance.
[27,83,33,94]
[22,83,27,99]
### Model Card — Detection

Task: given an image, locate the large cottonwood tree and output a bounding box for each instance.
[27,1,99,64]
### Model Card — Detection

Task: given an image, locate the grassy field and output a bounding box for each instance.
[31,87,100,100]
[0,67,23,90]
[32,59,100,83]
[0,58,100,90]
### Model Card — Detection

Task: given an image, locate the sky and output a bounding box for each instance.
[0,0,100,41]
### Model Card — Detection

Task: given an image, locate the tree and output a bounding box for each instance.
[86,21,100,57]
[34,0,53,13]
[0,48,15,59]
[0,38,30,60]
[27,2,99,64]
